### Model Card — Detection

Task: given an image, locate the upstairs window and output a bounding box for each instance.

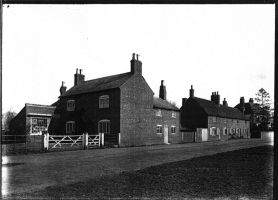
[66,121,75,134]
[156,109,162,117]
[98,120,110,134]
[212,116,217,122]
[171,112,176,118]
[171,126,176,134]
[99,95,109,108]
[67,100,75,111]
[156,125,162,134]
[224,118,227,123]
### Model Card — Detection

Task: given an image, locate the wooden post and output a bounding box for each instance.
[44,133,49,150]
[98,133,101,148]
[118,133,121,147]
[101,133,104,148]
[82,133,88,150]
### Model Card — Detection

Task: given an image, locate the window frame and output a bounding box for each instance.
[66,121,75,134]
[171,126,176,134]
[156,109,162,117]
[210,127,217,136]
[156,125,162,134]
[67,100,75,111]
[99,95,110,109]
[171,112,176,118]
[212,116,217,122]
[98,119,111,134]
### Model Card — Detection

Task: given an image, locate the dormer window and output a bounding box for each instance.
[67,100,75,111]
[156,109,162,117]
[99,95,109,108]
[171,112,176,118]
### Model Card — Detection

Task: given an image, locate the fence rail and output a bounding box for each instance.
[1,135,27,144]
[2,132,121,155]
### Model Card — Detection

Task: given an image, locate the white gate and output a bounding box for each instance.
[44,133,102,151]
[47,135,83,150]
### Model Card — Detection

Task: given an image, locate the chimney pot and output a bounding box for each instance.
[132,53,136,60]
[80,69,82,74]
[76,68,78,74]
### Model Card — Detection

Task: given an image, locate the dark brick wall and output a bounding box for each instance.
[51,89,121,135]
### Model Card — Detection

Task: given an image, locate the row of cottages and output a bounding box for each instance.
[180,86,250,142]
[9,53,251,147]
[48,53,181,147]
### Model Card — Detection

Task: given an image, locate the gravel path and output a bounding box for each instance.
[2,138,271,196]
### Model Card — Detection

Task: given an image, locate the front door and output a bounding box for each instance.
[164,125,169,144]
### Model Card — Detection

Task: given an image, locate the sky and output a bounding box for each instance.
[2,4,275,114]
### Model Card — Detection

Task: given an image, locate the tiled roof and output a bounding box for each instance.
[61,72,133,97]
[153,97,180,111]
[25,104,56,116]
[193,97,248,120]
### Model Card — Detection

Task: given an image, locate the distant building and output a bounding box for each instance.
[9,103,55,136]
[180,86,250,142]
[49,54,181,147]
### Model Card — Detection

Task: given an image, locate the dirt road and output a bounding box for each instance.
[2,138,271,196]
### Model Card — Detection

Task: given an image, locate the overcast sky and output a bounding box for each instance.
[2,4,275,114]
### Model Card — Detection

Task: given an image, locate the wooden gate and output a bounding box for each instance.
[87,134,101,149]
[48,135,83,151]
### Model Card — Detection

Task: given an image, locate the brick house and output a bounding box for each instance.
[180,86,250,142]
[49,53,180,147]
[9,103,56,136]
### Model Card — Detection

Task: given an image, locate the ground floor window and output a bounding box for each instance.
[223,127,227,135]
[171,126,176,134]
[210,127,217,136]
[98,120,110,134]
[156,125,162,134]
[66,121,75,134]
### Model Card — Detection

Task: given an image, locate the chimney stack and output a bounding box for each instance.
[74,68,85,86]
[211,91,220,106]
[223,98,228,107]
[239,97,245,113]
[130,53,142,74]
[159,80,166,100]
[249,98,254,104]
[189,85,194,98]
[59,81,67,96]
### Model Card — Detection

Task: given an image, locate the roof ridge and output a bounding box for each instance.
[83,72,131,84]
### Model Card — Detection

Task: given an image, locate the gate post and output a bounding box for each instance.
[101,133,104,148]
[44,133,49,150]
[118,133,121,147]
[82,133,88,150]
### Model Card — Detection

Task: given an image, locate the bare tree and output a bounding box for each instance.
[254,88,271,130]
[2,110,17,132]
